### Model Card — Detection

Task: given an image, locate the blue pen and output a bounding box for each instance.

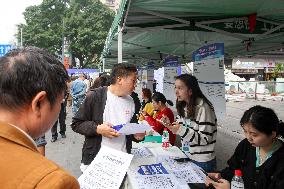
[112,124,125,131]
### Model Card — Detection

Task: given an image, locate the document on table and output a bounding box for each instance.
[156,156,206,184]
[135,174,180,189]
[78,145,133,189]
[118,122,152,135]
[133,163,180,189]
[131,147,154,158]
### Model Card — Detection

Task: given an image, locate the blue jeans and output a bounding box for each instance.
[191,158,217,173]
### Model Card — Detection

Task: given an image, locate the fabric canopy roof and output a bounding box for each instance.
[102,0,284,68]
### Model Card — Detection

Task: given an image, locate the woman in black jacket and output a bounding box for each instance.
[206,105,284,189]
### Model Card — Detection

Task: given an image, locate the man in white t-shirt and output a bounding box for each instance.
[71,63,145,172]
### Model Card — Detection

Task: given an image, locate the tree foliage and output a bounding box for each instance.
[17,0,114,68]
[272,63,284,79]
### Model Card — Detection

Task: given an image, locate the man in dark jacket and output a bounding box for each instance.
[71,63,145,172]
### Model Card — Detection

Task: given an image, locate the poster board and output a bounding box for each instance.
[192,43,226,119]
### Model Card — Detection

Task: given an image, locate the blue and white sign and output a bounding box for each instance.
[138,163,169,175]
[192,43,224,61]
[0,44,12,57]
[164,56,178,67]
[192,43,226,119]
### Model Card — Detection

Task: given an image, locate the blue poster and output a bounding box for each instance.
[192,43,224,62]
[138,163,169,175]
[0,44,12,57]
[147,61,155,69]
[164,56,178,67]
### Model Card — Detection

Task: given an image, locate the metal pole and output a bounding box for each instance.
[62,20,65,65]
[118,25,123,63]
[20,28,23,47]
[103,58,105,72]
[255,82,258,100]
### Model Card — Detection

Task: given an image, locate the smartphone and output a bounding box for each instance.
[207,175,220,183]
[174,158,191,163]
[187,183,207,189]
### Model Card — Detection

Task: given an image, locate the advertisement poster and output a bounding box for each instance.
[192,43,226,119]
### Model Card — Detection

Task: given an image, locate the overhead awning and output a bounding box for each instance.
[102,0,284,68]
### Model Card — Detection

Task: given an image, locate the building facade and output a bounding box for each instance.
[99,0,120,10]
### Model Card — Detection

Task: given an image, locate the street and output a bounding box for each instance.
[45,99,284,177]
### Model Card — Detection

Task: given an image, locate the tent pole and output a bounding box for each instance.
[118,25,123,63]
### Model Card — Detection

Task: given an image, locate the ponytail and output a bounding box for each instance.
[166,100,173,106]
[152,92,172,106]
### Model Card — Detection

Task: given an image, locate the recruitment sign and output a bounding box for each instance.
[192,43,226,119]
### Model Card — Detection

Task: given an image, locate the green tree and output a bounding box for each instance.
[17,0,114,68]
[17,0,68,55]
[272,63,284,79]
[65,0,114,68]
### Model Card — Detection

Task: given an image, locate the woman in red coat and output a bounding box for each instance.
[142,92,176,145]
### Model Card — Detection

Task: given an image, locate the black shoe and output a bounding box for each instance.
[51,137,57,142]
[61,134,66,138]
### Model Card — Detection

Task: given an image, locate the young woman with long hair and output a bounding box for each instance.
[166,74,217,172]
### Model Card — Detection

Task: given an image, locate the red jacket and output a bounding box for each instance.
[145,107,176,145]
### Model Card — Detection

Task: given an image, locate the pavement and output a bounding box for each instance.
[45,99,284,178]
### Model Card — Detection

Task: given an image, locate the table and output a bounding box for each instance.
[124,143,206,189]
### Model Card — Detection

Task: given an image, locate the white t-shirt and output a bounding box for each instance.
[84,79,90,92]
[101,90,135,152]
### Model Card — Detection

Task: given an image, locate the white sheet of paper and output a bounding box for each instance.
[131,147,154,158]
[78,145,133,189]
[134,172,180,189]
[118,122,152,135]
[156,156,206,184]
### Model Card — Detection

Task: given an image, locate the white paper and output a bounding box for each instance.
[156,156,206,184]
[135,174,179,189]
[131,147,154,158]
[118,123,152,135]
[171,163,206,184]
[78,145,133,189]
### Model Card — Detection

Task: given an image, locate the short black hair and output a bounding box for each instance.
[109,63,137,84]
[240,105,284,137]
[0,46,69,110]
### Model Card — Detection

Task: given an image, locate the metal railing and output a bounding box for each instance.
[225,81,284,101]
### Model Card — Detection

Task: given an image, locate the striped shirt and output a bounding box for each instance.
[177,98,217,162]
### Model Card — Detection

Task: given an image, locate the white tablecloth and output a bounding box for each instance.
[124,143,190,189]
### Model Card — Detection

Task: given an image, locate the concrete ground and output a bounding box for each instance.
[45,99,284,178]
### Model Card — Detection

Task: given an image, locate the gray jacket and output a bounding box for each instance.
[71,86,138,165]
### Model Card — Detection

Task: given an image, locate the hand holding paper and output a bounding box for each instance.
[115,122,152,135]
[97,122,120,138]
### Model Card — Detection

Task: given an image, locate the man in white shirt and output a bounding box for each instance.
[72,63,145,172]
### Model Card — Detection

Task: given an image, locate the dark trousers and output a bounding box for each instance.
[51,101,67,138]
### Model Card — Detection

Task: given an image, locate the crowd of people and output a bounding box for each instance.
[0,46,283,189]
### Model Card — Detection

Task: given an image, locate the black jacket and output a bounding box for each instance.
[221,139,284,189]
[71,86,139,165]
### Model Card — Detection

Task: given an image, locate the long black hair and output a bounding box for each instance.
[175,74,214,118]
[240,105,284,138]
[152,92,173,106]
